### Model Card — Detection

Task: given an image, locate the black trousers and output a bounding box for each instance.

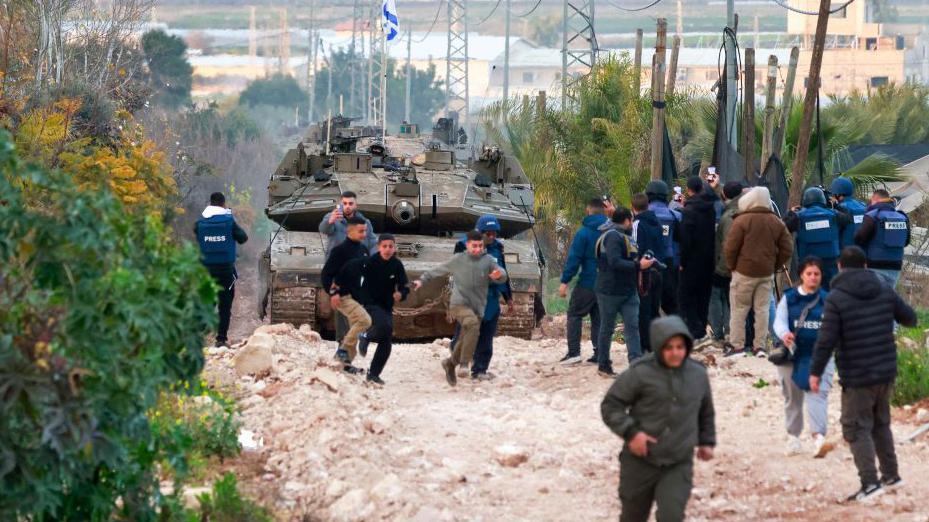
[841,383,899,486]
[659,263,679,315]
[566,286,600,356]
[679,266,712,339]
[365,305,393,379]
[638,270,662,353]
[619,451,693,522]
[207,264,236,343]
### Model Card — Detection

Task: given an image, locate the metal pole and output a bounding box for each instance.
[381,31,387,138]
[405,29,412,122]
[742,47,755,183]
[789,0,831,208]
[761,54,778,174]
[724,14,738,149]
[650,18,667,181]
[326,47,333,114]
[503,0,511,101]
[633,28,643,92]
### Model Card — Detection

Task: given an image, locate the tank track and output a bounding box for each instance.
[269,279,318,332]
[495,291,536,340]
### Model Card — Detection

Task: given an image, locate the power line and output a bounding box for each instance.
[413,0,445,43]
[770,0,856,16]
[514,0,543,17]
[605,0,665,12]
[474,0,503,26]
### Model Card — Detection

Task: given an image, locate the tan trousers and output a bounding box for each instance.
[336,296,371,361]
[728,272,772,350]
[449,305,481,366]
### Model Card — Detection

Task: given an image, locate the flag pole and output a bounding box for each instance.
[381,30,387,140]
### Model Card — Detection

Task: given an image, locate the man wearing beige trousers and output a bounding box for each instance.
[723,187,793,357]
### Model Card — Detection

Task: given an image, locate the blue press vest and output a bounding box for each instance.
[785,287,828,391]
[648,201,680,262]
[796,206,840,260]
[196,215,237,265]
[865,207,908,263]
[836,198,867,248]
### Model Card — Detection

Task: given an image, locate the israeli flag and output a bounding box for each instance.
[382,0,399,41]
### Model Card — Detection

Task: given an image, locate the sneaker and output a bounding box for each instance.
[471,372,495,381]
[441,358,457,387]
[846,483,883,503]
[215,339,230,349]
[723,344,745,358]
[334,347,349,363]
[754,348,767,359]
[786,435,804,456]
[880,475,904,489]
[813,434,834,458]
[343,365,364,375]
[358,333,370,358]
[366,374,385,386]
[559,354,582,365]
[597,367,616,377]
[457,362,470,377]
[693,336,713,351]
[586,354,599,364]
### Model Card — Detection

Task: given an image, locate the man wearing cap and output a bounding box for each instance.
[451,214,514,380]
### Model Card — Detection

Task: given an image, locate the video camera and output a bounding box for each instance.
[642,250,667,271]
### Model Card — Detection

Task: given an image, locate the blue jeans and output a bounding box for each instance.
[708,279,730,341]
[872,268,901,288]
[596,292,641,368]
[471,313,500,376]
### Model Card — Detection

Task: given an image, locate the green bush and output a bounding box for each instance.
[196,473,272,522]
[0,131,217,519]
[894,346,929,406]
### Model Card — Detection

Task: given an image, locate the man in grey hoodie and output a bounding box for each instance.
[602,315,716,522]
[318,190,377,256]
[413,230,508,387]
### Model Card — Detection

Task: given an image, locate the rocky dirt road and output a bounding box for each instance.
[203,315,929,522]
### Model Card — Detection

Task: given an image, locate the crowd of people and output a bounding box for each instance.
[195,170,919,517]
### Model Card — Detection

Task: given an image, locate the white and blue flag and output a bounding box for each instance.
[382,0,399,41]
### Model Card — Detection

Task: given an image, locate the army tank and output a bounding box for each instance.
[258,115,544,340]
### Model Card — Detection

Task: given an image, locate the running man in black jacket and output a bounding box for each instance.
[810,246,917,502]
[341,234,410,385]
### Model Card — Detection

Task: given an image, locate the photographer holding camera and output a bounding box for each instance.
[631,193,665,354]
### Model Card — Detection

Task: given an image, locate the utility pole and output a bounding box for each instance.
[633,28,643,91]
[724,11,738,149]
[503,0,511,101]
[753,15,760,49]
[279,8,290,75]
[742,47,755,182]
[667,35,680,97]
[350,0,361,117]
[561,0,597,106]
[789,0,831,208]
[761,54,778,174]
[307,1,319,123]
[650,18,667,181]
[369,0,384,127]
[405,29,412,123]
[446,0,470,131]
[326,46,333,115]
[772,46,799,160]
[676,0,683,37]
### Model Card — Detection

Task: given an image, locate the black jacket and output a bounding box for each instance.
[633,210,664,261]
[602,315,716,466]
[337,254,410,311]
[679,190,718,274]
[594,224,638,297]
[321,238,368,295]
[811,268,917,387]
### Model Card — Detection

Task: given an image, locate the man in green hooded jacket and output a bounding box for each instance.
[601,315,716,521]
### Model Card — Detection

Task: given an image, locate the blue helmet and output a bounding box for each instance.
[830,176,854,197]
[475,214,501,233]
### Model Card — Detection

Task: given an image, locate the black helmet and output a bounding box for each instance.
[802,187,827,208]
[645,180,670,202]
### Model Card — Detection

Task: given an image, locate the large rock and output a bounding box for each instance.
[254,323,295,336]
[494,444,530,468]
[233,333,274,376]
[328,488,375,522]
[299,324,323,343]
[311,367,342,392]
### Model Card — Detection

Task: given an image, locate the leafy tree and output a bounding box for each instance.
[313,48,444,129]
[525,16,561,48]
[238,73,308,111]
[0,129,215,519]
[142,29,193,108]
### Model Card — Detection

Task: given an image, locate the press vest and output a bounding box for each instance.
[785,287,827,391]
[796,206,840,260]
[196,215,237,265]
[865,207,908,263]
[836,198,867,248]
[648,201,680,262]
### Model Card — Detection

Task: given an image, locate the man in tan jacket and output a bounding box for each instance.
[724,186,793,356]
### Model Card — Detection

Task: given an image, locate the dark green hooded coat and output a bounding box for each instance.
[601,315,716,466]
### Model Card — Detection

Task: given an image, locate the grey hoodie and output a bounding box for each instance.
[601,315,716,466]
[318,209,377,256]
[420,252,508,317]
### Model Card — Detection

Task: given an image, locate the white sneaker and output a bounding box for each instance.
[559,354,583,365]
[457,362,470,377]
[786,435,804,456]
[813,433,835,458]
